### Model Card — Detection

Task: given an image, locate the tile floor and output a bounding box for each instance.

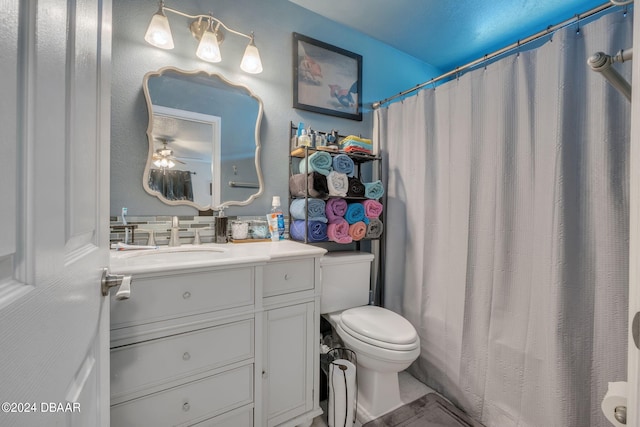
[311,370,434,427]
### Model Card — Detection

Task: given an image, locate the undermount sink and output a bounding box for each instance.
[115,245,228,262]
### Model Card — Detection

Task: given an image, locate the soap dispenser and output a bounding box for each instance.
[215,208,228,243]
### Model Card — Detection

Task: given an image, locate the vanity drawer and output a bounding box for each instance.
[110,364,253,427]
[111,319,254,402]
[111,267,254,329]
[190,406,253,426]
[263,259,314,297]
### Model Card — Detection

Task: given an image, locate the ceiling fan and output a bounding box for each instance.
[152,138,185,169]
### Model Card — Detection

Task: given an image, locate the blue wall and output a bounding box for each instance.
[110,0,440,216]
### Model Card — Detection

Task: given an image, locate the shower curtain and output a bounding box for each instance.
[376,10,631,427]
[148,169,194,201]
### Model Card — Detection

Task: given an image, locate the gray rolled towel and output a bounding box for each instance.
[289,173,329,199]
[365,218,384,239]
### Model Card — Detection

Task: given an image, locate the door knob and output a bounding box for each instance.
[101,268,132,300]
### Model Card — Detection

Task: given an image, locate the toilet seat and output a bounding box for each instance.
[338,306,419,352]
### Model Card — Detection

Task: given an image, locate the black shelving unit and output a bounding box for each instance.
[287,122,384,249]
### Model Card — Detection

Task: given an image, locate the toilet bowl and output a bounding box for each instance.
[320,252,420,422]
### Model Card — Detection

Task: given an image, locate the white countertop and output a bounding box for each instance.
[110,240,327,274]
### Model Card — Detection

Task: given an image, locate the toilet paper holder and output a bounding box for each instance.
[322,347,358,427]
[614,405,626,425]
[603,381,628,427]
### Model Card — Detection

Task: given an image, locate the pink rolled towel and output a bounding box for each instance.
[327,218,353,244]
[326,198,348,222]
[348,221,367,241]
[362,200,383,219]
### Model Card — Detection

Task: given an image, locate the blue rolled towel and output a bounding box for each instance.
[299,151,333,176]
[290,198,328,223]
[290,220,328,242]
[364,180,385,200]
[332,154,354,176]
[344,203,370,225]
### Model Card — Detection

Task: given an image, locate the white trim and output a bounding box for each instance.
[141,67,264,212]
[151,105,222,208]
[627,4,640,425]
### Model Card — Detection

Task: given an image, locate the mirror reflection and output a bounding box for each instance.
[142,67,264,211]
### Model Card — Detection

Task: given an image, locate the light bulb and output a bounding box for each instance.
[160,158,169,168]
[240,39,263,74]
[167,160,176,168]
[196,29,222,63]
[153,159,162,167]
[144,8,174,49]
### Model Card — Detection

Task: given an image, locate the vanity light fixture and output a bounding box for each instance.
[144,1,263,74]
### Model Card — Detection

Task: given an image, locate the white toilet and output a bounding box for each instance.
[320,252,420,422]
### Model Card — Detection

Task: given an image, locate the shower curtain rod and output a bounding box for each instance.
[372,1,617,109]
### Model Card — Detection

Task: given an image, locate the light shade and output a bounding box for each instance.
[144,10,174,49]
[240,40,263,74]
[196,29,222,63]
[153,157,175,169]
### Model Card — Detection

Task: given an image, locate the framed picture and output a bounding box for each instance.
[293,32,362,121]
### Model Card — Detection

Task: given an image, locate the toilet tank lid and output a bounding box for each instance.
[320,251,375,265]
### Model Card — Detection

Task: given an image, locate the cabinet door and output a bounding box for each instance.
[264,302,315,427]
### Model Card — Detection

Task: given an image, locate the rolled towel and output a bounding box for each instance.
[290,198,327,223]
[327,171,349,197]
[311,172,330,197]
[348,221,367,241]
[362,200,383,219]
[290,220,328,242]
[326,198,348,222]
[332,154,354,176]
[327,218,353,244]
[289,172,329,199]
[364,180,385,199]
[365,218,384,239]
[347,177,365,198]
[299,151,333,176]
[344,203,369,225]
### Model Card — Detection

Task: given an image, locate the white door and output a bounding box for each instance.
[630,4,640,427]
[0,0,111,426]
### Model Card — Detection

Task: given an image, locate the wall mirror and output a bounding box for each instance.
[142,67,264,211]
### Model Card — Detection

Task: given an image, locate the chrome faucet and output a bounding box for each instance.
[168,216,181,247]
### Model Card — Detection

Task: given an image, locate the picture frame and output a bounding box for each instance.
[292,32,363,121]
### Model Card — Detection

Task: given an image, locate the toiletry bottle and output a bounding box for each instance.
[309,129,316,148]
[293,122,305,148]
[270,196,285,240]
[298,128,311,147]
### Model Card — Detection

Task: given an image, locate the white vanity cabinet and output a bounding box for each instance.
[109,265,258,427]
[108,242,325,427]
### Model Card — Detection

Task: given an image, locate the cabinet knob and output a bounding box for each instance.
[183,291,191,299]
[262,370,268,379]
[182,352,191,361]
[182,402,190,412]
[284,274,290,280]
